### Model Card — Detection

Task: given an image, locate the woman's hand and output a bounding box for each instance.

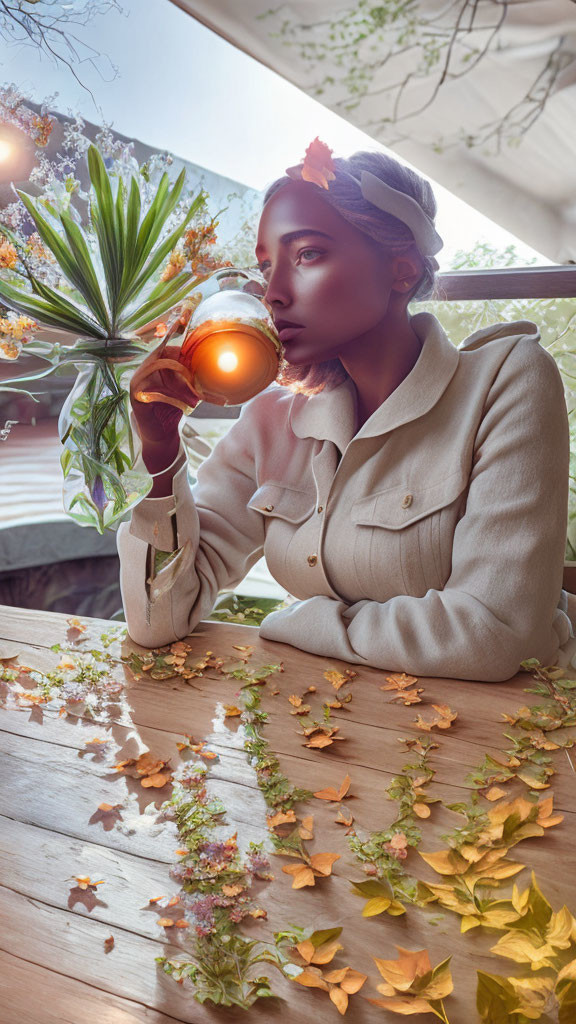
[130,342,200,474]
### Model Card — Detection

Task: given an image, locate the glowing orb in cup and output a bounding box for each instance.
[178,310,281,406]
[133,271,281,412]
[217,350,239,373]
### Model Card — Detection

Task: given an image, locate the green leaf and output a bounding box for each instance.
[118,270,201,332]
[132,171,170,278]
[350,878,393,899]
[117,175,141,300]
[476,972,516,1024]
[31,276,107,337]
[122,188,206,306]
[16,190,105,323]
[0,384,41,401]
[88,146,121,320]
[59,211,111,330]
[0,278,103,337]
[308,927,342,949]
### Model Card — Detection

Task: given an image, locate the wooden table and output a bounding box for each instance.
[1,604,575,1023]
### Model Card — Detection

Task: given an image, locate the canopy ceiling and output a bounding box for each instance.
[171,0,576,264]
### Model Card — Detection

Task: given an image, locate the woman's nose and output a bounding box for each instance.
[263,262,291,308]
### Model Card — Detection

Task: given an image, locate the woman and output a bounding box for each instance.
[118,142,575,682]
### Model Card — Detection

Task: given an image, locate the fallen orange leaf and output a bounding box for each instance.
[324,668,357,691]
[414,704,458,731]
[484,786,508,801]
[282,852,341,888]
[299,815,315,840]
[268,809,297,830]
[314,774,352,802]
[104,935,114,953]
[222,883,245,897]
[73,876,104,890]
[413,802,431,819]
[335,808,354,827]
[141,772,172,788]
[223,705,242,717]
[381,673,419,690]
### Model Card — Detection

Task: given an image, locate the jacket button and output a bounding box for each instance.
[317,505,324,514]
[307,553,318,567]
[401,494,413,509]
[263,504,275,512]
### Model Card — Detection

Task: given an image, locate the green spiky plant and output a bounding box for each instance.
[0,145,209,532]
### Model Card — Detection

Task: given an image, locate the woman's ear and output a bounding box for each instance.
[390,252,423,294]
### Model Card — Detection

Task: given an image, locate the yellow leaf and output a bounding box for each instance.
[368,995,436,1014]
[419,849,467,875]
[362,897,392,917]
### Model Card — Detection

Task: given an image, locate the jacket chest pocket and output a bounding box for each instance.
[247,482,316,587]
[247,483,315,525]
[351,471,469,598]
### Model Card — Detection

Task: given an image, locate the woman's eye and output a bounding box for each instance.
[297,248,322,263]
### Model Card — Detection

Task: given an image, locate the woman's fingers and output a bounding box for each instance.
[133,358,199,411]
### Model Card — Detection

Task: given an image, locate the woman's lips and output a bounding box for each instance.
[277,325,305,343]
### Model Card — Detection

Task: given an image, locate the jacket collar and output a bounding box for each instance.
[289,312,460,452]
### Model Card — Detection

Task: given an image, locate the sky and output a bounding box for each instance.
[0,0,551,269]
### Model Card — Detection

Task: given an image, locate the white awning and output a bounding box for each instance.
[171,0,576,263]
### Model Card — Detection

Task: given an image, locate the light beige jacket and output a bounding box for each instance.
[117,312,575,681]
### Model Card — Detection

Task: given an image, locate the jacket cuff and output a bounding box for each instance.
[128,446,190,550]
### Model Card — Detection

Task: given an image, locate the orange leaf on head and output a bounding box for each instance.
[286,137,336,191]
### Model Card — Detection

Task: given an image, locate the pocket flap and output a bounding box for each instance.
[247,483,315,524]
[352,471,468,530]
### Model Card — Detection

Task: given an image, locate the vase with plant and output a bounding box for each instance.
[0,144,212,532]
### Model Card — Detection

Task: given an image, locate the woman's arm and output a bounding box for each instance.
[117,400,267,648]
[260,338,571,681]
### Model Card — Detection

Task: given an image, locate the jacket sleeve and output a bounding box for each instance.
[260,338,572,681]
[117,402,266,648]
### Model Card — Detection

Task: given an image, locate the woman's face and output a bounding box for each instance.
[255,181,403,365]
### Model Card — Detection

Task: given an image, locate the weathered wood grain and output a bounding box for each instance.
[0,949,191,1024]
[2,604,576,1024]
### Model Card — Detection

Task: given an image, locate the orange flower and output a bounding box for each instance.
[161,250,186,281]
[0,237,18,269]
